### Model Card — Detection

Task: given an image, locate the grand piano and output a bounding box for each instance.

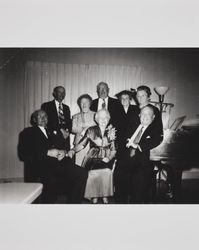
[150,115,199,202]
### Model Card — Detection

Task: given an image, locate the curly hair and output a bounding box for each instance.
[77,94,93,108]
[137,85,151,97]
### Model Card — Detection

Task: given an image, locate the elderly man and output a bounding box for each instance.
[114,105,163,204]
[41,86,71,151]
[18,109,88,204]
[90,81,123,130]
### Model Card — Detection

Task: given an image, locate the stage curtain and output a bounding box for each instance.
[24,61,142,126]
[0,61,142,179]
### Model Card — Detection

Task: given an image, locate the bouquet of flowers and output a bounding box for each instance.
[106,124,116,142]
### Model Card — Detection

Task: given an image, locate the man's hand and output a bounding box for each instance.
[102,157,110,163]
[67,149,75,159]
[47,149,59,158]
[57,150,66,161]
[126,139,138,149]
[60,128,70,139]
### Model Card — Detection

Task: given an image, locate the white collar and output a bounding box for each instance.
[38,126,48,138]
[55,99,62,106]
[99,96,108,101]
[124,106,129,113]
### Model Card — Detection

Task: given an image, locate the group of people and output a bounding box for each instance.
[18,81,163,204]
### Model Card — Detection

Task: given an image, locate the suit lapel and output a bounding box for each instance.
[63,104,67,118]
[140,124,152,143]
[52,100,59,122]
[36,127,49,141]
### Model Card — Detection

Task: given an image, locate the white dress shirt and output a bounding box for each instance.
[124,106,129,114]
[39,126,48,138]
[55,99,63,114]
[97,97,109,110]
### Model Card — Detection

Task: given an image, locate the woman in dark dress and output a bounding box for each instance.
[135,85,163,135]
[115,90,140,158]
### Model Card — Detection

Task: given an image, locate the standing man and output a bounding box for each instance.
[41,86,71,151]
[114,105,163,204]
[90,82,123,130]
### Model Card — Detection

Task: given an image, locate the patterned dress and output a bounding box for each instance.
[72,111,96,166]
[75,125,116,199]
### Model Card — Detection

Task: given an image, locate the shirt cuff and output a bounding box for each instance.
[137,145,142,152]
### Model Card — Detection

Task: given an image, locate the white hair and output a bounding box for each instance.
[95,109,110,123]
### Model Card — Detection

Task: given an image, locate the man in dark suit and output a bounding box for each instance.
[114,105,163,204]
[41,86,71,151]
[18,109,88,204]
[90,82,123,130]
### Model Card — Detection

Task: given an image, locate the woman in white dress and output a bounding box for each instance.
[72,94,96,166]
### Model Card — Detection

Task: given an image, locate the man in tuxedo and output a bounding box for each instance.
[18,109,88,204]
[90,82,123,130]
[114,105,163,204]
[41,86,71,151]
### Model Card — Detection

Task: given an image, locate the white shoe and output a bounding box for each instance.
[92,198,98,204]
[102,197,109,204]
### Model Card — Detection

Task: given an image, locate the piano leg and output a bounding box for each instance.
[151,161,182,203]
[168,167,182,203]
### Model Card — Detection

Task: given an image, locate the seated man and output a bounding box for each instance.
[114,105,163,204]
[18,109,88,204]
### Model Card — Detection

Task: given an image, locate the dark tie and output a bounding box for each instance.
[58,103,65,125]
[102,99,106,109]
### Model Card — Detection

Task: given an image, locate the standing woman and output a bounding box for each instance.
[136,85,163,134]
[72,94,96,166]
[115,90,140,158]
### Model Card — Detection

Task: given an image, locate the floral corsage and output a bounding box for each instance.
[106,124,116,142]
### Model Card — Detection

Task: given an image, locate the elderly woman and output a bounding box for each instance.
[75,109,117,204]
[72,94,96,166]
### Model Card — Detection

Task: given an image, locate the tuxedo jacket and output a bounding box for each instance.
[18,126,54,181]
[130,121,163,164]
[41,100,72,133]
[125,104,163,145]
[90,97,123,130]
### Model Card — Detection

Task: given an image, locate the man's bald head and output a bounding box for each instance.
[140,105,155,127]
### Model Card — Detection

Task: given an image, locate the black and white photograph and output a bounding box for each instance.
[1,47,199,205]
[1,0,199,249]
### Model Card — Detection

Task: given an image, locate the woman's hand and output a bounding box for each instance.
[47,149,59,158]
[67,149,75,159]
[126,138,138,149]
[102,157,110,163]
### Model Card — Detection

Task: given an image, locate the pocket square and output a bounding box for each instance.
[146,135,151,139]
